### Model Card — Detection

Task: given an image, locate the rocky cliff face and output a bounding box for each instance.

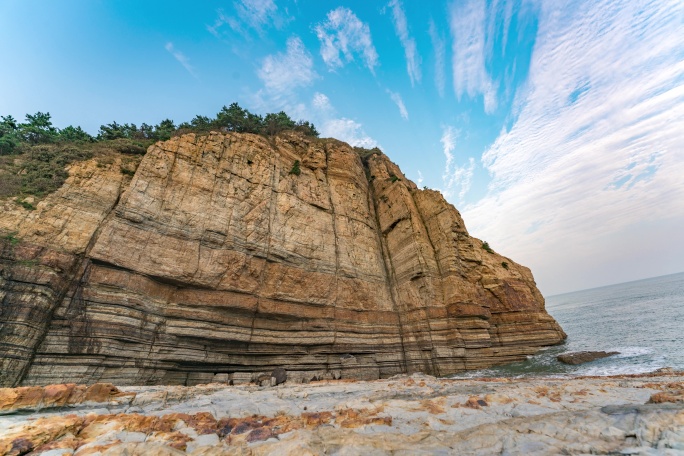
[0,132,565,387]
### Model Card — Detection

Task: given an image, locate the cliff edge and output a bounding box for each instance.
[0,131,565,386]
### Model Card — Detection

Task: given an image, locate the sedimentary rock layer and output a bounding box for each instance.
[0,132,566,386]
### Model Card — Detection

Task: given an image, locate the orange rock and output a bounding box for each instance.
[648,391,684,403]
[464,396,488,409]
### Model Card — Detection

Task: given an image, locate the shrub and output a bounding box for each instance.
[0,173,21,197]
[389,174,399,183]
[289,160,301,176]
[18,145,93,196]
[482,241,494,254]
[2,232,19,245]
[17,200,36,210]
[501,261,509,269]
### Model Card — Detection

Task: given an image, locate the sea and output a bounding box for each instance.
[454,271,684,378]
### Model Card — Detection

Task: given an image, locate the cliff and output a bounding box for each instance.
[0,131,565,387]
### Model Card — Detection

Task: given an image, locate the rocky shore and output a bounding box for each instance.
[1,371,682,455]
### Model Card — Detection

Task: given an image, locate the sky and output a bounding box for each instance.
[1,0,682,295]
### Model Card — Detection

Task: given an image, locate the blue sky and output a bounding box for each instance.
[1,0,682,295]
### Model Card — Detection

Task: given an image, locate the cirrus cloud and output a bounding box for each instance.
[464,0,684,294]
[314,7,379,74]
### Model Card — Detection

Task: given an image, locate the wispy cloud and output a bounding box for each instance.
[257,36,318,93]
[165,42,197,78]
[387,90,409,120]
[463,0,684,294]
[207,0,289,38]
[321,118,380,148]
[440,125,474,202]
[315,7,379,74]
[251,36,317,115]
[428,19,446,97]
[448,0,498,113]
[387,0,421,86]
[312,92,334,113]
[312,92,380,148]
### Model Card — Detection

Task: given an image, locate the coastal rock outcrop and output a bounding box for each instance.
[0,131,566,387]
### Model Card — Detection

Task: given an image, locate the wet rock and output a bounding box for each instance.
[557,351,619,365]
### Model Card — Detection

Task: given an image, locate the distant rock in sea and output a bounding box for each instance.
[557,351,620,365]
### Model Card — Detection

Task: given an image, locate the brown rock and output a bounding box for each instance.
[0,132,566,386]
[0,383,133,414]
[648,392,684,403]
[557,351,619,365]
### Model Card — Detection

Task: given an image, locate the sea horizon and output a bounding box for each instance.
[547,270,684,299]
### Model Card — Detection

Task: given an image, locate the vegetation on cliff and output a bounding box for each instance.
[0,103,318,200]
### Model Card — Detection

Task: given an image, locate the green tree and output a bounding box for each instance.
[294,120,319,137]
[190,115,211,131]
[213,102,264,134]
[0,115,20,155]
[153,119,176,141]
[59,125,93,142]
[139,123,155,139]
[20,112,57,144]
[262,111,296,136]
[98,121,127,140]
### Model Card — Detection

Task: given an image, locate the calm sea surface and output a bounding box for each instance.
[454,271,684,378]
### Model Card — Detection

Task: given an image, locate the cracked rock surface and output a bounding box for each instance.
[0,372,682,455]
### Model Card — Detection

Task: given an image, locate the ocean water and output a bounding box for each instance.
[454,271,684,378]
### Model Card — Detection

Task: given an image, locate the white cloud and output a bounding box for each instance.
[321,118,379,148]
[440,126,474,202]
[207,0,289,38]
[387,0,421,86]
[428,19,446,97]
[257,36,318,93]
[387,90,409,120]
[463,0,684,294]
[165,42,197,78]
[312,92,333,112]
[416,170,424,187]
[250,36,317,116]
[314,7,379,74]
[312,93,380,148]
[235,0,278,30]
[448,0,498,113]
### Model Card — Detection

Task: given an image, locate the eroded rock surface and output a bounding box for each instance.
[0,373,682,455]
[1,132,566,387]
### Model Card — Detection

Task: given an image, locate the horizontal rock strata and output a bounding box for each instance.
[0,132,566,386]
[0,373,682,454]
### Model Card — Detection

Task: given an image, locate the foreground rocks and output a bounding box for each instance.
[557,351,620,365]
[1,131,565,387]
[0,372,682,455]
